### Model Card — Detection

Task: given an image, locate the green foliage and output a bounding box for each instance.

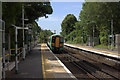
[2,3,22,29]
[65,30,76,41]
[61,2,120,46]
[94,44,108,49]
[99,25,109,45]
[39,29,53,43]
[2,2,53,49]
[25,2,53,23]
[73,37,82,44]
[61,14,77,37]
[79,2,120,37]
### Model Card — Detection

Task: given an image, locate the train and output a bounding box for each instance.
[47,34,64,52]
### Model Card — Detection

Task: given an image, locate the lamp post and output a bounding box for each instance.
[22,4,25,60]
[90,21,95,47]
[93,26,95,47]
[111,19,114,51]
[22,4,31,59]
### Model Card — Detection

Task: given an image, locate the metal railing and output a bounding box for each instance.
[0,48,23,62]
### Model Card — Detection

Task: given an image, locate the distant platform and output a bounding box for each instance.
[64,43,120,60]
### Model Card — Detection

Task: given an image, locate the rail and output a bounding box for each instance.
[61,48,120,79]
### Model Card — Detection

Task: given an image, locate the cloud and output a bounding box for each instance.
[38,15,61,22]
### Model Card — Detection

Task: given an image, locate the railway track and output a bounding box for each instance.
[55,51,96,79]
[55,48,120,80]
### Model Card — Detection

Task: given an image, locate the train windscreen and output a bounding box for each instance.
[52,36,55,43]
[60,37,64,43]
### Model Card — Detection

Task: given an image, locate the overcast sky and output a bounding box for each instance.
[36,2,84,34]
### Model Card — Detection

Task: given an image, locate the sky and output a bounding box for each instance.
[36,2,84,34]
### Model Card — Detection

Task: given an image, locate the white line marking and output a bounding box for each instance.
[65,44,120,59]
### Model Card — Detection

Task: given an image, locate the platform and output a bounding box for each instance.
[6,43,76,80]
[64,43,120,60]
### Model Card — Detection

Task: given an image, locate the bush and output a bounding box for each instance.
[99,29,108,45]
[73,37,82,44]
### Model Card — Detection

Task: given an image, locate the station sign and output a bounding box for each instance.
[16,27,28,30]
[28,29,32,34]
[27,36,32,39]
[109,35,114,38]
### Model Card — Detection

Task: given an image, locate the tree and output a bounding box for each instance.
[2,2,53,49]
[61,14,77,37]
[61,2,120,45]
[25,2,53,23]
[39,29,53,43]
[79,2,120,45]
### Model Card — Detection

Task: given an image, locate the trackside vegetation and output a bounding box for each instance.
[61,2,120,48]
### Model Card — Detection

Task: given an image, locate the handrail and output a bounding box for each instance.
[10,48,21,51]
[0,48,22,60]
[0,53,10,60]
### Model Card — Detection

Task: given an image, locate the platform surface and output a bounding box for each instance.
[6,44,43,78]
[6,43,76,80]
[64,43,120,59]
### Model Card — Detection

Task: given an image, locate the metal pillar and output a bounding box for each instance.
[108,36,110,49]
[12,25,28,74]
[0,2,2,79]
[93,26,95,47]
[0,19,5,79]
[111,19,114,50]
[15,27,18,74]
[22,4,25,60]
[0,22,2,80]
[29,40,30,51]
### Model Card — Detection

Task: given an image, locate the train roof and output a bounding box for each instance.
[51,34,63,37]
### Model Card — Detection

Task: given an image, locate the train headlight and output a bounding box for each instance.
[52,43,54,46]
[60,44,62,47]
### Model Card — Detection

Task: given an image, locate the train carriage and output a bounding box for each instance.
[48,34,64,52]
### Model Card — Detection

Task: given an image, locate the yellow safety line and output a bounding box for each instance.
[41,44,46,80]
[65,43,120,56]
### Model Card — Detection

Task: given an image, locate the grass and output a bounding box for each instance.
[66,41,76,44]
[94,44,116,50]
[66,41,116,50]
[94,45,108,49]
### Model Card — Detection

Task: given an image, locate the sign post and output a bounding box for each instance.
[109,35,114,50]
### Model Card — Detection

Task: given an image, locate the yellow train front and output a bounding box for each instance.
[48,34,64,52]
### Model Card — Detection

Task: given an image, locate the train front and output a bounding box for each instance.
[51,35,64,52]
